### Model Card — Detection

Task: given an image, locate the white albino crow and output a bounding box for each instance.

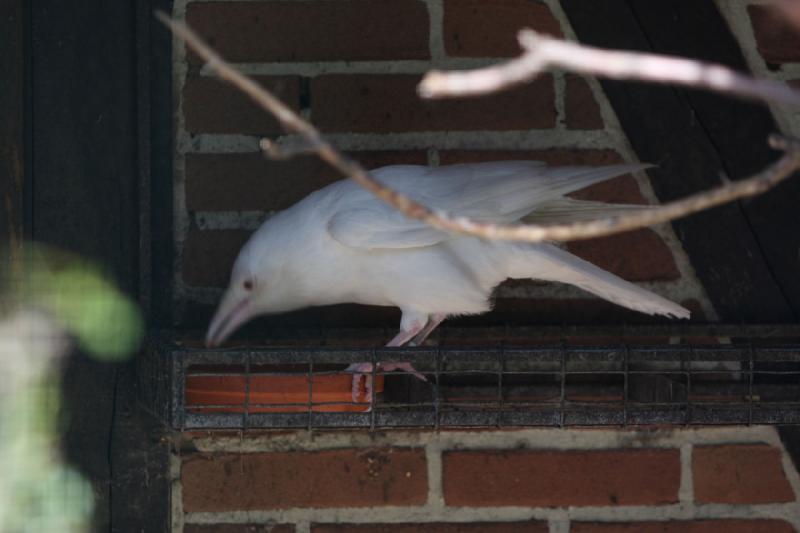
[206,161,689,399]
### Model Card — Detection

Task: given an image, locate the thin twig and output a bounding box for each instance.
[419,30,800,107]
[158,14,800,243]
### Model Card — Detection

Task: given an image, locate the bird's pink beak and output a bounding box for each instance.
[205,294,252,348]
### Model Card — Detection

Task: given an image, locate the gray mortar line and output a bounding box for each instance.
[678,442,694,504]
[549,514,570,533]
[425,440,446,509]
[427,149,441,167]
[195,211,273,231]
[200,59,490,77]
[183,502,800,526]
[553,71,567,128]
[424,0,446,62]
[185,426,777,453]
[185,131,619,154]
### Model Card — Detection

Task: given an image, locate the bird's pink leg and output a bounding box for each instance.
[346,314,428,402]
[409,313,447,346]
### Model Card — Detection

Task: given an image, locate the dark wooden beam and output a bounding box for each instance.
[0,0,26,273]
[561,0,796,323]
[148,0,176,329]
[30,1,170,530]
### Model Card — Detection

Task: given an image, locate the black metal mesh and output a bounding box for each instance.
[146,325,800,430]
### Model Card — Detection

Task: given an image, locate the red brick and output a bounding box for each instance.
[572,520,796,533]
[186,1,430,63]
[311,74,555,133]
[442,449,680,506]
[565,75,603,130]
[439,149,648,205]
[693,444,795,504]
[566,229,681,282]
[186,151,427,211]
[183,230,250,288]
[185,526,295,533]
[444,0,562,57]
[183,76,300,134]
[748,5,800,64]
[313,524,547,533]
[181,449,427,512]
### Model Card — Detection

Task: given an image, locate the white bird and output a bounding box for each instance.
[206,161,690,399]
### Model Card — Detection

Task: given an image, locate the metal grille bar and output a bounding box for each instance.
[147,328,800,430]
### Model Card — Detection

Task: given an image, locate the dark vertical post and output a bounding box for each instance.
[0,0,27,271]
[29,0,171,530]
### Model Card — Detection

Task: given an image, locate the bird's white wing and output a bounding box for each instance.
[327,208,446,249]
[523,197,655,225]
[327,161,650,250]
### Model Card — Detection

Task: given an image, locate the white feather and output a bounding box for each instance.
[327,162,651,249]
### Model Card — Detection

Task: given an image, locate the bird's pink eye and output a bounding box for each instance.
[243,280,253,290]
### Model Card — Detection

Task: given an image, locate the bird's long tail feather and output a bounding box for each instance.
[505,243,690,319]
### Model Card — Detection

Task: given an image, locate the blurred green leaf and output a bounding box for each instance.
[15,245,143,361]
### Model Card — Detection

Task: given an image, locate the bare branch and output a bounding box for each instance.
[419,30,800,107]
[158,13,800,243]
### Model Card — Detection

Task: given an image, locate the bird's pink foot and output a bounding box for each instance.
[345,361,427,403]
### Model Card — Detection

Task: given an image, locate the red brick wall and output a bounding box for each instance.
[174,427,800,532]
[171,0,715,329]
[168,3,800,532]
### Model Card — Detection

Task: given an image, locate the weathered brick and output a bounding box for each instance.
[748,5,800,64]
[313,524,547,533]
[439,149,648,204]
[565,75,603,130]
[182,449,427,512]
[183,229,250,288]
[186,1,430,63]
[566,229,681,282]
[185,525,295,533]
[311,74,555,132]
[183,76,300,134]
[444,0,562,57]
[186,151,427,211]
[693,444,795,504]
[572,520,796,533]
[443,449,680,506]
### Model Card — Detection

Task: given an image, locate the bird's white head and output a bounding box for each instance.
[204,237,263,348]
[204,212,308,348]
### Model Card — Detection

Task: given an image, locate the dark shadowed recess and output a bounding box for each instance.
[562,0,800,323]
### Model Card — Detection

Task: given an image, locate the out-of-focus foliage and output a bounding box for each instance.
[13,245,143,359]
[0,244,143,532]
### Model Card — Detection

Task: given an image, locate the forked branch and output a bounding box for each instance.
[419,30,800,106]
[158,14,800,243]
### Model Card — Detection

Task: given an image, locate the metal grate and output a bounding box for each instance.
[142,325,800,430]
